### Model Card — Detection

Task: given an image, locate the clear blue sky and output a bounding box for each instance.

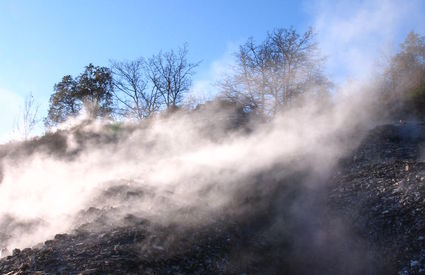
[0,0,424,141]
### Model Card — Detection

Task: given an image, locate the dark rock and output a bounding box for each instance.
[1,122,425,274]
[12,248,20,256]
[54,233,69,241]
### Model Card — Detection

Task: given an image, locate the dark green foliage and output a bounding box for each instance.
[46,75,77,126]
[77,64,114,117]
[45,64,114,127]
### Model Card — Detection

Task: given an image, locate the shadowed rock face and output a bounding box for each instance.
[329,122,425,274]
[0,122,424,274]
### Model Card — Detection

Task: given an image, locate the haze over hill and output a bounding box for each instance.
[0,0,425,274]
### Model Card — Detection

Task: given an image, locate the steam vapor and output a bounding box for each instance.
[0,82,376,252]
[0,1,422,273]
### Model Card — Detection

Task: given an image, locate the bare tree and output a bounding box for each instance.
[146,44,200,111]
[270,28,319,105]
[221,27,330,116]
[15,92,40,140]
[235,37,275,115]
[111,59,160,119]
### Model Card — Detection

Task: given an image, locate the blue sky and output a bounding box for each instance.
[0,0,424,141]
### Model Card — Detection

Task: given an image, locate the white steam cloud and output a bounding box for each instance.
[0,0,421,262]
[311,0,425,83]
[0,85,376,251]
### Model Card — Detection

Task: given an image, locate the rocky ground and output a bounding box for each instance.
[329,122,425,274]
[0,121,424,274]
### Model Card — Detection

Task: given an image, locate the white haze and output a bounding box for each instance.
[311,0,425,84]
[0,81,378,250]
[0,0,421,254]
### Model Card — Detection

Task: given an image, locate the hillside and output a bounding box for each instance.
[329,122,425,274]
[0,120,424,274]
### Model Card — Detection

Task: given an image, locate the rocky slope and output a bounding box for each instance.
[329,122,425,274]
[0,121,424,274]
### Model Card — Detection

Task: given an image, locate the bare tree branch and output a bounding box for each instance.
[146,44,200,112]
[220,27,330,116]
[111,58,161,119]
[15,92,40,140]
